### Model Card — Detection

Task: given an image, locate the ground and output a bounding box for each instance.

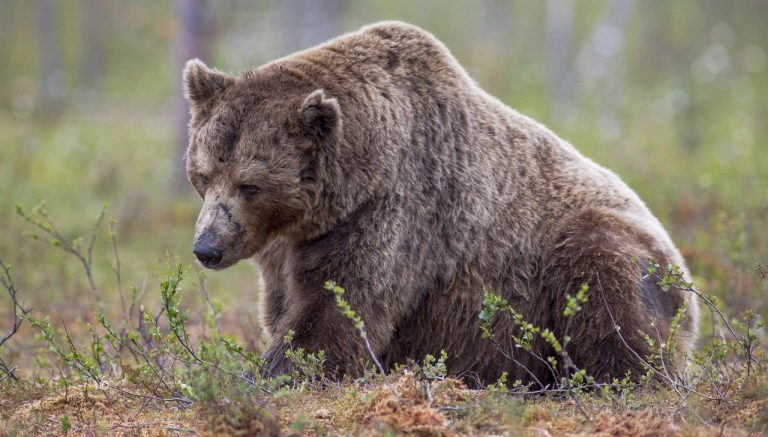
[2,370,767,435]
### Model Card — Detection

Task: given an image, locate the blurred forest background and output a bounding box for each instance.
[0,0,766,372]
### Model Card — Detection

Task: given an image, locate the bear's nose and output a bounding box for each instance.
[193,237,223,267]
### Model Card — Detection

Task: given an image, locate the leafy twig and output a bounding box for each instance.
[16,202,106,306]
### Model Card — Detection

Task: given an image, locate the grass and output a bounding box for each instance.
[0,95,766,435]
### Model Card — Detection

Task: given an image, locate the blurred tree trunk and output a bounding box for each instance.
[79,0,106,90]
[479,0,511,42]
[280,0,345,55]
[35,0,65,118]
[174,0,212,193]
[476,0,511,89]
[575,0,635,140]
[546,0,574,124]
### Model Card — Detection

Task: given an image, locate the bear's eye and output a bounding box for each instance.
[240,184,260,197]
[200,175,209,186]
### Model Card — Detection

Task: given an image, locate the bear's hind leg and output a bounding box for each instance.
[541,209,691,383]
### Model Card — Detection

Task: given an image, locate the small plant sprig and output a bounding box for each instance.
[480,287,595,419]
[737,309,764,379]
[755,262,768,281]
[0,258,32,381]
[564,283,589,317]
[160,260,196,362]
[156,258,277,395]
[325,280,406,403]
[487,371,517,394]
[415,350,450,407]
[16,202,106,305]
[325,280,384,374]
[422,350,448,382]
[479,290,513,340]
[281,332,326,391]
[641,257,764,380]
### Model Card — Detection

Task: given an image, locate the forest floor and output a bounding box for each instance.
[2,369,767,436]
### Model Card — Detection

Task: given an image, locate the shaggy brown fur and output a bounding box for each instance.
[182,21,698,387]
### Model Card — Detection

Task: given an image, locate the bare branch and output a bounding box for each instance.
[0,257,32,381]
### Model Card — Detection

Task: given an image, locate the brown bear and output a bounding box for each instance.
[183,21,698,388]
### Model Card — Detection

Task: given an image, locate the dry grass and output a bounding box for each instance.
[3,369,767,436]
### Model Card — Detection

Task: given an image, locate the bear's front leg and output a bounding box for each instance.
[258,204,415,381]
[261,287,377,379]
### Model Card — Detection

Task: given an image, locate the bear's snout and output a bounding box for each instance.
[193,232,224,268]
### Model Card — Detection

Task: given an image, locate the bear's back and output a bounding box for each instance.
[259,21,676,259]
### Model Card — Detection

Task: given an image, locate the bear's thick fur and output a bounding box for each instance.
[183,21,698,387]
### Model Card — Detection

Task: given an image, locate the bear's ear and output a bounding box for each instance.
[299,89,342,141]
[183,58,234,105]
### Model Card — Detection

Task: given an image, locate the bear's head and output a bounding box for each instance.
[182,59,342,269]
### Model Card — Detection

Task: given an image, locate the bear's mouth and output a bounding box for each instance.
[193,245,244,270]
[197,256,239,270]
